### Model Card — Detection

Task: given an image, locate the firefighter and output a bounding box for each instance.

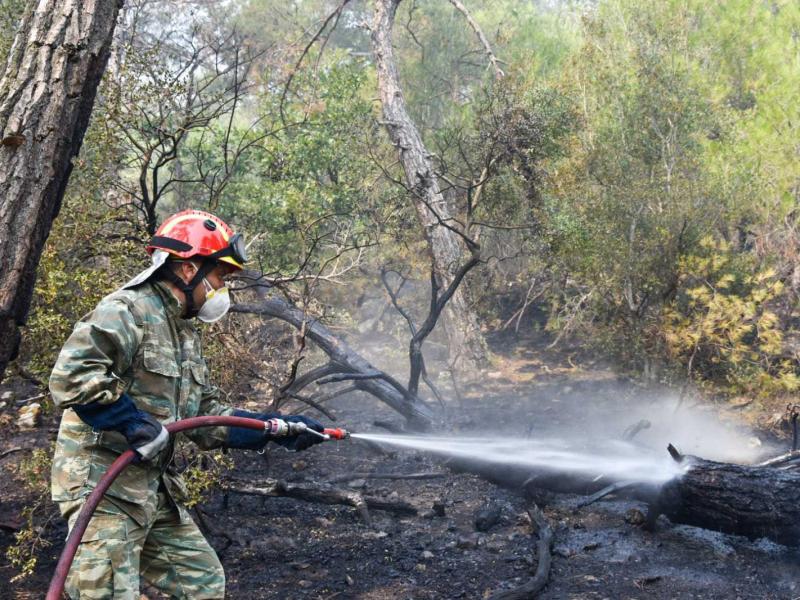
[49,210,323,599]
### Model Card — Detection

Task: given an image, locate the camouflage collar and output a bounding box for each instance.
[152,280,187,321]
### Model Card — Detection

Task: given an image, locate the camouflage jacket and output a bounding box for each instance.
[49,280,234,524]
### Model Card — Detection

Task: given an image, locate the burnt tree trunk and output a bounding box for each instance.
[371,0,488,373]
[448,454,800,546]
[0,0,123,381]
[657,457,800,546]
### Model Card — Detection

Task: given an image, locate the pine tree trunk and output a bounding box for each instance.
[371,0,488,373]
[0,0,123,381]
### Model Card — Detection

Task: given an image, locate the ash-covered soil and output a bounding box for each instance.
[2,333,800,599]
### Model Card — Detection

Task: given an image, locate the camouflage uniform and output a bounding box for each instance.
[50,280,233,599]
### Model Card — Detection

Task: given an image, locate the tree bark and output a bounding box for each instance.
[371,0,488,373]
[657,457,800,546]
[0,0,123,381]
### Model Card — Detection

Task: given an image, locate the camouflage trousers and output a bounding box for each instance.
[59,491,225,599]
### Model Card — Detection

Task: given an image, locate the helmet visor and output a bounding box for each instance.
[230,233,248,264]
[208,232,247,269]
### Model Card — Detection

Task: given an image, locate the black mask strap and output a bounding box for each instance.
[160,260,217,318]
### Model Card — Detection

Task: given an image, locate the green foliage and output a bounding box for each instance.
[662,238,797,395]
[16,0,800,403]
[522,0,800,396]
[214,56,385,278]
[5,448,53,582]
[180,448,234,509]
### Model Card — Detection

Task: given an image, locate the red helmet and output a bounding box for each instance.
[147,209,246,270]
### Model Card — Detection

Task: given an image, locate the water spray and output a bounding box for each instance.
[349,432,686,485]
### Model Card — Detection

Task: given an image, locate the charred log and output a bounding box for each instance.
[656,457,800,546]
[444,456,661,500]
[446,452,800,547]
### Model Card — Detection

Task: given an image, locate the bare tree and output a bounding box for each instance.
[104,8,272,233]
[0,0,124,381]
[371,0,489,372]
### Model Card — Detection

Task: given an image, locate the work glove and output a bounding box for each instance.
[72,394,169,461]
[226,410,325,452]
[279,415,326,452]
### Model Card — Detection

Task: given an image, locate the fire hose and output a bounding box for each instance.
[46,415,349,600]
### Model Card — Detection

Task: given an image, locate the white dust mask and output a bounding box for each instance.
[197,278,230,323]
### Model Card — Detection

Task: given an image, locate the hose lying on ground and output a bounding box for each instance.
[47,415,271,600]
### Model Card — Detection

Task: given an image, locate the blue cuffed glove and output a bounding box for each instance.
[72,394,169,461]
[226,409,280,450]
[280,415,325,451]
[226,410,325,452]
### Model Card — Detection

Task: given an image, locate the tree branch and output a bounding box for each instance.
[447,0,504,79]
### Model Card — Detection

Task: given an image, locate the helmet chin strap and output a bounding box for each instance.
[161,260,216,318]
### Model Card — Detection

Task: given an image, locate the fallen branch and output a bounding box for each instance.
[757,450,800,468]
[14,392,47,406]
[0,446,25,460]
[317,371,383,385]
[573,481,637,511]
[489,503,553,600]
[328,471,447,484]
[285,392,338,421]
[223,478,417,527]
[232,296,433,429]
[622,419,651,441]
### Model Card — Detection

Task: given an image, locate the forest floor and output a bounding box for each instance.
[2,329,800,599]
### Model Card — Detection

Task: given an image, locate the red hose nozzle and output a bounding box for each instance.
[323,427,349,440]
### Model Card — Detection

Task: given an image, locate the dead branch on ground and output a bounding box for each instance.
[328,471,447,484]
[0,447,26,461]
[223,478,417,527]
[489,503,553,600]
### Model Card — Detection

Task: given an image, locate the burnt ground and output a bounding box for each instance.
[2,331,800,599]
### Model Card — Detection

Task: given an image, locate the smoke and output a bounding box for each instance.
[610,397,776,464]
[334,280,778,469]
[510,385,779,466]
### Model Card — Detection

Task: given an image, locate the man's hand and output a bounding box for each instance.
[278,415,325,451]
[72,394,169,460]
[121,412,170,460]
[227,410,326,451]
